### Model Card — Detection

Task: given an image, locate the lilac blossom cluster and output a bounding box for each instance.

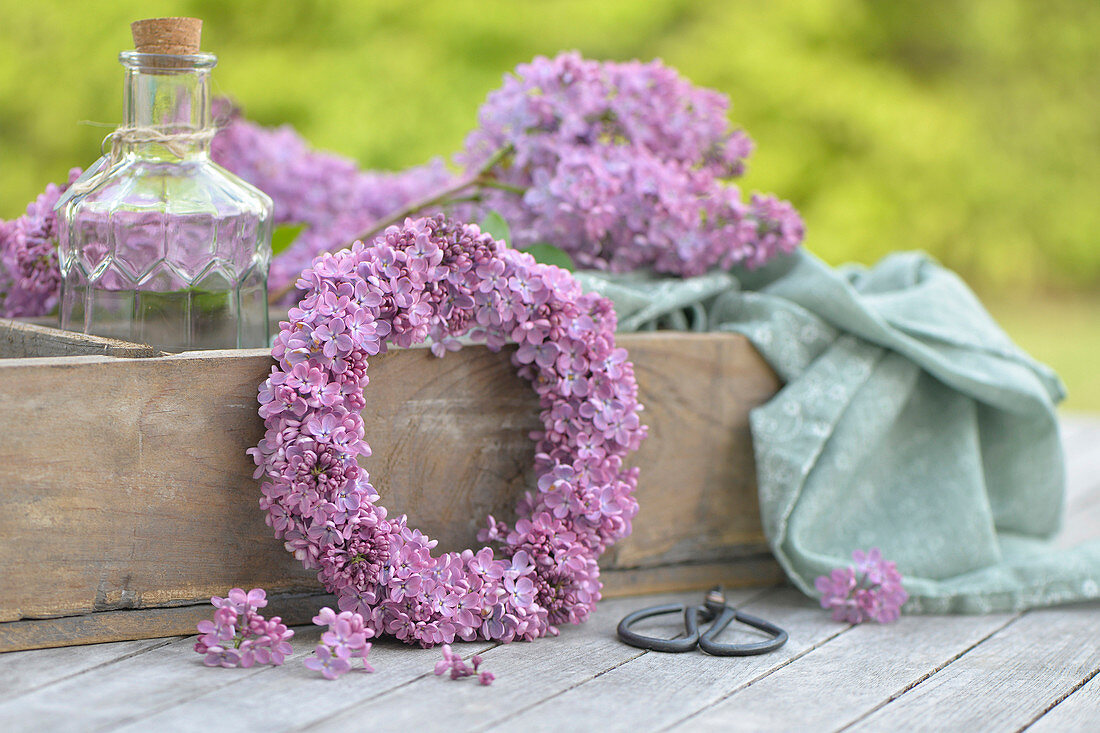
[303,607,376,679]
[460,52,805,275]
[193,588,294,668]
[249,214,646,646]
[210,102,453,297]
[434,645,494,686]
[814,548,908,624]
[0,169,80,318]
[1,54,804,316]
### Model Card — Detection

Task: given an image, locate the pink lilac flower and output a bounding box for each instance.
[459,52,804,276]
[814,548,908,624]
[222,52,801,294]
[252,215,647,647]
[303,645,352,680]
[304,607,376,679]
[0,169,81,317]
[193,587,294,668]
[433,645,495,685]
[2,55,802,317]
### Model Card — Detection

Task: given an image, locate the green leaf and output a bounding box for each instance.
[271,223,307,257]
[523,242,575,271]
[478,211,511,245]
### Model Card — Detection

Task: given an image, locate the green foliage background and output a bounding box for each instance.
[1,0,1097,404]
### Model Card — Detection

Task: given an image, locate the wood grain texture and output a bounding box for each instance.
[0,630,496,733]
[0,636,171,699]
[126,593,689,732]
[600,555,785,597]
[496,587,846,733]
[0,331,781,649]
[848,605,1100,732]
[0,318,161,358]
[0,594,335,652]
[681,610,1017,731]
[1027,665,1100,733]
[3,587,1100,731]
[112,635,498,733]
[311,591,756,732]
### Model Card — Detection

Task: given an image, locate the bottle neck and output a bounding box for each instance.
[119,51,217,160]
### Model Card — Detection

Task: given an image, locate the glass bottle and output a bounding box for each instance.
[55,29,272,350]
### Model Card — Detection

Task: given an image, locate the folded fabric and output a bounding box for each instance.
[577,250,1100,612]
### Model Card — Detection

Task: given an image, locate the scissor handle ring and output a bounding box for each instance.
[696,607,789,656]
[616,603,701,652]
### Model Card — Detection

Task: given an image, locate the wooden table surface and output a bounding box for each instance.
[2,415,1098,732]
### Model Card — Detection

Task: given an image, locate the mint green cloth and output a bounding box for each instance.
[577,251,1100,612]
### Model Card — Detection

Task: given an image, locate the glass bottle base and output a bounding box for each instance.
[59,278,269,351]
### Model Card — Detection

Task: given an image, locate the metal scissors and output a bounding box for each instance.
[617,587,788,656]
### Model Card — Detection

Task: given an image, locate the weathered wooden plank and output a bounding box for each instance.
[3,584,1100,731]
[680,610,1017,731]
[847,604,1100,732]
[0,331,781,650]
[601,554,784,598]
[115,593,669,732]
[0,318,161,358]
[0,593,334,653]
[0,626,497,733]
[0,560,788,653]
[1028,666,1100,732]
[299,591,758,732]
[604,333,778,568]
[491,588,847,732]
[0,636,172,698]
[113,637,498,733]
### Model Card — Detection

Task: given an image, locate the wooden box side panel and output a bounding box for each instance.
[0,318,161,359]
[0,332,781,649]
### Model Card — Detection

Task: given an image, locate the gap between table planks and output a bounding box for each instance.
[3,595,1099,732]
[118,592,759,732]
[0,417,1096,732]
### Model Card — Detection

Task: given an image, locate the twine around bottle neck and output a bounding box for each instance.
[102,125,217,158]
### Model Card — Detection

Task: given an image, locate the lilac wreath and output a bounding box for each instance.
[249,215,647,646]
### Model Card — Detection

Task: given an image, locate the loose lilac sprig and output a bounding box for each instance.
[814,548,908,624]
[303,607,376,680]
[193,587,294,668]
[434,645,495,686]
[249,214,647,647]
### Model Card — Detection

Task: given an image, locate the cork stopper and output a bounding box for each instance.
[131,17,202,55]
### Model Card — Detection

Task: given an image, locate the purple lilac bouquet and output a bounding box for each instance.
[303,607,376,680]
[0,169,80,318]
[459,52,804,276]
[2,53,804,314]
[814,548,908,624]
[435,644,495,685]
[193,588,294,668]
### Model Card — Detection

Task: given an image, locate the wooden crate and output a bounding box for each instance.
[0,318,782,651]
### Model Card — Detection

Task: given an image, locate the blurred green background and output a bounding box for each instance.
[1,0,1096,407]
